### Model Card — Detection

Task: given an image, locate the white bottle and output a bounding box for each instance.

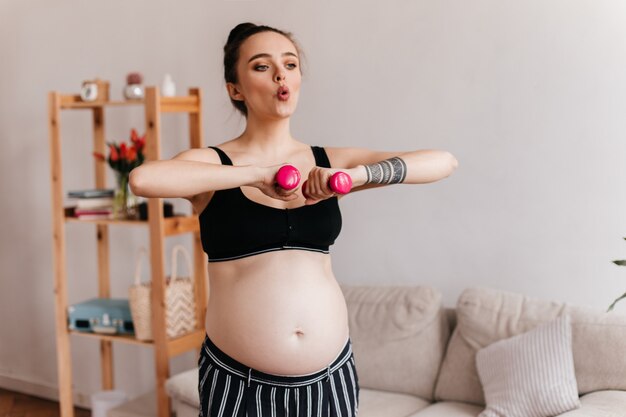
[162,73,176,97]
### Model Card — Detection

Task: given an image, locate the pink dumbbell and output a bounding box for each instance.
[302,171,353,199]
[275,165,301,190]
[329,171,353,194]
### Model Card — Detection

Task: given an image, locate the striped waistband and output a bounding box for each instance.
[201,334,353,387]
[207,246,330,263]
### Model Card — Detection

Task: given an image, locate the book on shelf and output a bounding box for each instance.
[67,188,114,199]
[75,213,115,220]
[64,205,113,219]
[74,208,113,216]
[76,197,114,210]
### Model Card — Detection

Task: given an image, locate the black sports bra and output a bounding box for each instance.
[199,145,342,262]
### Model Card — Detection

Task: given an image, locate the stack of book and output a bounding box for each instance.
[67,189,115,219]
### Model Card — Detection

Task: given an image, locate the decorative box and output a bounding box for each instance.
[68,298,134,335]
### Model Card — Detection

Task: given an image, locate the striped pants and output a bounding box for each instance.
[198,334,360,417]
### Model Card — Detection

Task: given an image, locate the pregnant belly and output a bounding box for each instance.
[204,251,350,375]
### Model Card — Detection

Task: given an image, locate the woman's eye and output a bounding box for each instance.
[254,63,297,71]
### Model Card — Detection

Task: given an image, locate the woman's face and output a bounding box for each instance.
[228,31,302,120]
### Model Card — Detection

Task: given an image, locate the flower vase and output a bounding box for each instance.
[114,172,138,220]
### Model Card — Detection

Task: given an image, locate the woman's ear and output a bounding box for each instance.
[226,83,245,101]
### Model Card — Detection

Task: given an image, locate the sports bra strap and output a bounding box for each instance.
[208,146,233,166]
[312,146,332,168]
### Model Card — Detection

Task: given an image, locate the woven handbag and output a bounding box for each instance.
[128,245,197,341]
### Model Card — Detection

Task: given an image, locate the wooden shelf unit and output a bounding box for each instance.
[48,86,208,417]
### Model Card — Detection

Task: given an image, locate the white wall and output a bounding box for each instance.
[2,0,626,406]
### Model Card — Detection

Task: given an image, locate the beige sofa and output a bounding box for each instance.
[165,285,626,417]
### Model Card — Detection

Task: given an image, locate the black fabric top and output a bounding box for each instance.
[199,145,343,262]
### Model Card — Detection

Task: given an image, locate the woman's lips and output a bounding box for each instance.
[277,86,290,101]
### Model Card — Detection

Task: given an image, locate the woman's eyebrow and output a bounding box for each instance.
[247,52,298,63]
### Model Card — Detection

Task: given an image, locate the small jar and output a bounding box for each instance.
[124,84,144,100]
[124,72,144,100]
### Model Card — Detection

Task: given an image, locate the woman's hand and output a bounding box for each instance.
[303,167,341,205]
[303,166,366,205]
[252,164,300,201]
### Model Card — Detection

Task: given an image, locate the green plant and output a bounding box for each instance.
[608,237,626,312]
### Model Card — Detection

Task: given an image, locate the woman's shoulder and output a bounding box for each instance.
[171,146,219,164]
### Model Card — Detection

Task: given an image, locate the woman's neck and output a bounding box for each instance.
[236,114,296,155]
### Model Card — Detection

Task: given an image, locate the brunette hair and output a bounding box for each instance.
[223,22,304,117]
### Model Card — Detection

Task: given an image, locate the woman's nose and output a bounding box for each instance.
[274,71,285,82]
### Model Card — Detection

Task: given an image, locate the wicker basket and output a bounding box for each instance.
[129,245,197,341]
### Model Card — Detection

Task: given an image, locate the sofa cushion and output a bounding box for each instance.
[476,314,580,417]
[405,392,626,417]
[407,401,483,417]
[358,388,430,417]
[339,284,449,400]
[558,390,626,417]
[165,368,198,407]
[434,287,626,405]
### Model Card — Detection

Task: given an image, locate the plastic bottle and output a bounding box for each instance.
[162,74,176,97]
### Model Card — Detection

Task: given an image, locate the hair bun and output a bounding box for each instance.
[227,23,257,45]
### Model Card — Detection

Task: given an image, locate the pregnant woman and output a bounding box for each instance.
[130,22,458,417]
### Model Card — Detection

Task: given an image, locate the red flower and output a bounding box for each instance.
[109,144,119,162]
[131,130,146,151]
[95,129,145,176]
[120,142,128,160]
[127,147,137,162]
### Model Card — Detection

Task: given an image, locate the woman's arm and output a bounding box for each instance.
[303,147,458,203]
[128,148,261,199]
[130,148,301,202]
[327,147,458,193]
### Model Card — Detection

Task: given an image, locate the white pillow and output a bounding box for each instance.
[476,314,580,417]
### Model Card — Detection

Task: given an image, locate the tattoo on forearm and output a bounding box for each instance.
[364,157,407,185]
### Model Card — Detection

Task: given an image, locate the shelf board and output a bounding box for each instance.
[161,96,200,113]
[69,328,206,356]
[167,329,205,357]
[60,96,144,109]
[163,214,200,235]
[59,94,200,113]
[64,209,199,236]
[69,330,154,346]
